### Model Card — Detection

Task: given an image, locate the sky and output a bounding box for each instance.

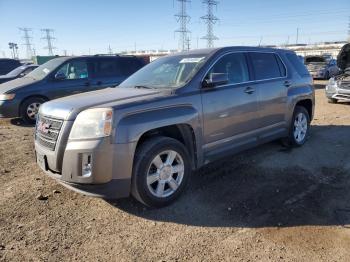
[0,0,349,58]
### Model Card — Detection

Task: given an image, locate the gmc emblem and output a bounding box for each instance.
[37,121,50,134]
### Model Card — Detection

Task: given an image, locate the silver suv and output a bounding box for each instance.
[34,47,315,207]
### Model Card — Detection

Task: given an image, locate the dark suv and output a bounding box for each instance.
[0,55,148,123]
[34,47,315,207]
[0,59,22,75]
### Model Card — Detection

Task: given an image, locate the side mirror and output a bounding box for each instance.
[202,73,229,88]
[54,72,66,80]
[19,73,25,77]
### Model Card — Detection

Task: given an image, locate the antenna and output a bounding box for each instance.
[19,28,33,59]
[175,0,191,51]
[41,28,56,55]
[201,0,219,48]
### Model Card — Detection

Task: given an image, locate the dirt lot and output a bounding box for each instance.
[1,80,350,261]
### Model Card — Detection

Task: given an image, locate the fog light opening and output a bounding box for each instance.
[82,153,92,177]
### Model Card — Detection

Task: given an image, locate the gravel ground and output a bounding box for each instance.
[1,80,350,261]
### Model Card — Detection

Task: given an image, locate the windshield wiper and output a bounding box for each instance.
[134,85,154,89]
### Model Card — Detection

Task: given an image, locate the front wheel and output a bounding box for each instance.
[131,136,191,207]
[20,97,47,124]
[328,98,338,104]
[283,106,310,147]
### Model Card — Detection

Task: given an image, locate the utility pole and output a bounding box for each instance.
[8,42,18,59]
[175,0,191,51]
[41,28,56,56]
[296,27,300,45]
[348,16,350,42]
[201,0,219,48]
[19,28,33,59]
[108,45,113,54]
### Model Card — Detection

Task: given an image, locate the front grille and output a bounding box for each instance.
[340,81,350,90]
[35,115,63,151]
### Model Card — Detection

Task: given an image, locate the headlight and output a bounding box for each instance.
[69,108,113,140]
[0,94,15,101]
[326,78,338,92]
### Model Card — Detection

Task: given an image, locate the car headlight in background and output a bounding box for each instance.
[0,94,15,101]
[69,108,113,140]
[326,78,338,92]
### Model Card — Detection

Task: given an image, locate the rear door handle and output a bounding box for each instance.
[284,81,292,87]
[244,87,255,94]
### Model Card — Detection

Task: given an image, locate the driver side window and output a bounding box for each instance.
[56,60,88,80]
[206,53,249,85]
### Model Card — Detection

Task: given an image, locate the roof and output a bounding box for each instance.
[168,46,292,57]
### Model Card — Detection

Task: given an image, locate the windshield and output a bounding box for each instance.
[121,54,208,89]
[6,66,26,77]
[305,56,326,63]
[26,58,66,80]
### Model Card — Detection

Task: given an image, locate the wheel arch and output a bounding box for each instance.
[18,94,49,116]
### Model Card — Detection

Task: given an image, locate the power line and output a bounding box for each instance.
[175,0,191,51]
[201,0,219,48]
[41,28,56,56]
[19,28,33,59]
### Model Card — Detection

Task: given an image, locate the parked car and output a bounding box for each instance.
[305,55,340,79]
[34,47,314,207]
[325,43,350,103]
[0,64,38,84]
[0,58,22,75]
[0,55,148,123]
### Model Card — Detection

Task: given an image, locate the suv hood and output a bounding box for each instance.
[39,87,166,121]
[337,43,350,71]
[0,76,37,94]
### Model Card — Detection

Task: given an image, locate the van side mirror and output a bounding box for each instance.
[19,73,25,77]
[202,73,229,88]
[54,72,66,80]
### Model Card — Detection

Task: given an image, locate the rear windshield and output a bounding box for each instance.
[305,56,326,63]
[285,53,310,76]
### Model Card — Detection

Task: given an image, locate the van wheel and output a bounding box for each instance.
[131,136,191,208]
[20,97,47,125]
[282,106,310,147]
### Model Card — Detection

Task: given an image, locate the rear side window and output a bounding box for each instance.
[250,53,285,80]
[285,53,310,76]
[119,58,143,76]
[94,59,121,77]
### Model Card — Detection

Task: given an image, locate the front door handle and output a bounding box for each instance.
[84,81,90,86]
[284,80,292,87]
[244,87,255,94]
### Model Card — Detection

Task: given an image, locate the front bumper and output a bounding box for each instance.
[326,88,350,101]
[0,99,20,118]
[35,136,137,199]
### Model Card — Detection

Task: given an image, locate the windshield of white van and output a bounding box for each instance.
[121,54,208,89]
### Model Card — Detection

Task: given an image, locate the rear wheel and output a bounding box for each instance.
[20,97,47,124]
[131,136,191,207]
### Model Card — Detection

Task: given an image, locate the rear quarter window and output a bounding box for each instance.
[285,53,310,76]
[249,52,286,80]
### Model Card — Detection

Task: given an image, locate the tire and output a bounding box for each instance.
[328,98,338,104]
[131,136,191,208]
[283,106,310,147]
[324,71,330,80]
[20,97,47,124]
